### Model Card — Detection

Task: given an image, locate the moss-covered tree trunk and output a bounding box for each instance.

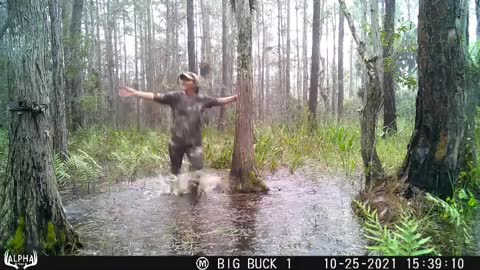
[230,0,267,193]
[400,0,472,198]
[0,0,80,255]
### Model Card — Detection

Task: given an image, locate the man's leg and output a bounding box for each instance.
[168,141,185,175]
[186,145,204,171]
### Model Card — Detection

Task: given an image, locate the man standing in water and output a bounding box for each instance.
[118,71,237,176]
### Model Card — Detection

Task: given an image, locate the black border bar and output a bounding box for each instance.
[0,256,479,270]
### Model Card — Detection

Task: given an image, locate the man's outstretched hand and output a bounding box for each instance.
[118,86,137,97]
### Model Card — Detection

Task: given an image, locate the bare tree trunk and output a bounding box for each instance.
[309,0,321,123]
[123,3,127,85]
[285,0,291,115]
[256,7,262,119]
[277,0,283,119]
[383,0,397,135]
[339,0,385,184]
[187,0,196,73]
[134,0,141,131]
[106,0,116,128]
[401,0,472,198]
[218,0,228,129]
[0,0,80,254]
[295,0,301,103]
[370,0,383,100]
[349,35,354,98]
[337,5,344,120]
[49,0,68,160]
[260,2,266,121]
[477,0,480,39]
[302,0,309,104]
[230,0,268,192]
[331,5,337,117]
[69,0,85,130]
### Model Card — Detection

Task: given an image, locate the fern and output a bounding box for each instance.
[355,200,436,256]
[53,153,70,187]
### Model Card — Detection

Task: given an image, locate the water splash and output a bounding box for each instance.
[169,171,223,197]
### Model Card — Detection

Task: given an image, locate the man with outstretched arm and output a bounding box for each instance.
[118,71,237,175]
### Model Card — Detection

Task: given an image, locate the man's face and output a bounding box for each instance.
[181,79,196,92]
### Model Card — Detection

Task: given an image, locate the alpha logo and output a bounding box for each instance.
[4,250,38,269]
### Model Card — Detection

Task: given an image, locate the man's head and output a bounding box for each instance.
[179,71,200,95]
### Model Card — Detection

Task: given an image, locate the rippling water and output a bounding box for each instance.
[64,168,366,255]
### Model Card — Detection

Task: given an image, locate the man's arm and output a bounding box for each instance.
[118,86,177,104]
[216,95,237,105]
[118,86,155,100]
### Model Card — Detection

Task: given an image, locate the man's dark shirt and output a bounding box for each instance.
[153,91,221,146]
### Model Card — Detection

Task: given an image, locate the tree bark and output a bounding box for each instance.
[187,0,196,73]
[331,5,337,116]
[337,5,344,120]
[400,0,472,198]
[339,0,385,184]
[49,0,68,160]
[219,0,228,129]
[230,0,268,192]
[302,0,309,105]
[476,0,480,39]
[285,0,291,115]
[383,0,397,135]
[295,0,302,103]
[277,0,283,119]
[69,0,85,130]
[309,0,321,123]
[0,0,80,254]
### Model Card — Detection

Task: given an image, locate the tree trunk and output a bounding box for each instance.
[69,0,85,130]
[295,0,302,103]
[187,0,196,73]
[49,0,68,160]
[285,0,291,115]
[105,0,116,127]
[337,6,344,120]
[0,0,80,254]
[219,0,228,129]
[339,0,385,184]
[302,0,309,104]
[134,0,142,131]
[260,2,266,121]
[230,0,268,193]
[349,35,354,99]
[477,0,480,39]
[400,0,471,198]
[383,0,397,135]
[370,0,383,101]
[331,6,337,117]
[309,0,321,123]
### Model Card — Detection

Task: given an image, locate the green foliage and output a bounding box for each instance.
[328,126,356,174]
[69,128,169,188]
[6,216,26,253]
[355,201,436,256]
[58,149,103,190]
[425,188,478,255]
